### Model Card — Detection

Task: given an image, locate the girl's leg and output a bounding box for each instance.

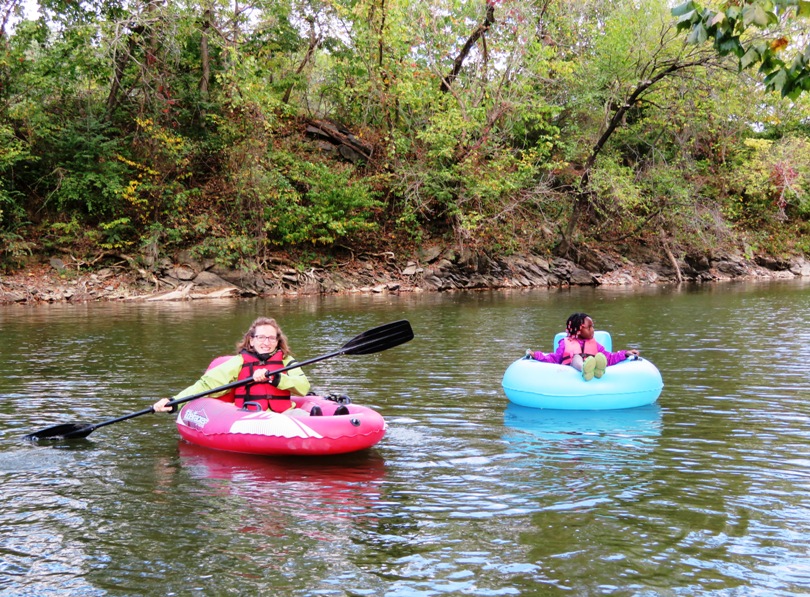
[582,356,596,381]
[571,354,584,371]
[594,353,608,378]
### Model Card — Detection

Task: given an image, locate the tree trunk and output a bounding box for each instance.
[556,59,710,257]
[440,2,496,93]
[282,19,320,105]
[199,9,211,96]
[106,23,145,120]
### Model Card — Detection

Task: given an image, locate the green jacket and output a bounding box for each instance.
[172,354,311,401]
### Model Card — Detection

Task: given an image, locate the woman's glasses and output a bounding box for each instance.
[252,335,277,342]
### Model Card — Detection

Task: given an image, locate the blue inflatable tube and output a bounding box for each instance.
[501,331,663,410]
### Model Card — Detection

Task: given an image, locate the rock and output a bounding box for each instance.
[422,273,444,290]
[2,244,808,306]
[434,258,453,272]
[417,245,444,264]
[712,258,748,277]
[756,255,790,270]
[173,251,211,272]
[305,119,373,163]
[2,291,28,302]
[193,270,236,288]
[209,266,262,289]
[578,251,622,273]
[550,258,575,281]
[570,267,598,286]
[685,253,711,272]
[167,264,196,281]
[789,258,810,276]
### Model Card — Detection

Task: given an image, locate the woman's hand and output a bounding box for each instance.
[152,398,173,413]
[254,368,281,385]
[626,349,640,357]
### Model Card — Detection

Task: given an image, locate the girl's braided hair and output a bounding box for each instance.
[566,312,590,337]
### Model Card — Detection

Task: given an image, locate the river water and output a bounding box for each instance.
[1,281,810,596]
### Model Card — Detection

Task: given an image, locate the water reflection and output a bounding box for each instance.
[177,442,387,516]
[503,402,663,451]
[499,404,669,594]
[167,444,390,593]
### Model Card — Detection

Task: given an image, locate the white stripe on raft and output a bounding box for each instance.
[228,412,324,439]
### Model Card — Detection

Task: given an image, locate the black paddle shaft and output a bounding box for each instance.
[23,319,414,441]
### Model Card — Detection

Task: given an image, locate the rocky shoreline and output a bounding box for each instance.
[2,246,810,305]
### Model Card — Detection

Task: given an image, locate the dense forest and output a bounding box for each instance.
[1,0,809,276]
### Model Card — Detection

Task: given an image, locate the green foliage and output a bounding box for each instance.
[48,124,129,217]
[190,234,257,268]
[44,219,84,251]
[588,156,646,213]
[267,157,383,245]
[673,0,810,98]
[0,124,32,229]
[726,136,810,222]
[0,231,34,270]
[98,217,136,250]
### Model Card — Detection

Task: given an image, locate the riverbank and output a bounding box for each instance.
[2,246,809,305]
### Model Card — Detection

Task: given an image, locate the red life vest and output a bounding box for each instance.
[562,337,599,365]
[234,350,293,413]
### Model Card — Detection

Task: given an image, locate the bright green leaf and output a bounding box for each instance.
[764,67,788,92]
[717,35,743,57]
[671,1,697,17]
[752,41,770,55]
[789,53,807,73]
[676,9,698,31]
[687,23,708,44]
[742,4,772,27]
[726,6,742,22]
[740,47,760,69]
[710,11,727,26]
[759,51,783,73]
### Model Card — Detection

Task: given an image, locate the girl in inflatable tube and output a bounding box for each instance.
[526,312,639,381]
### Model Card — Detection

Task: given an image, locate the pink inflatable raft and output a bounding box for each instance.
[175,356,386,456]
[176,395,386,456]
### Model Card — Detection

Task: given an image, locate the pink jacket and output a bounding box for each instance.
[531,337,628,366]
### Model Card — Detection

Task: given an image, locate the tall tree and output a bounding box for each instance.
[554,0,723,257]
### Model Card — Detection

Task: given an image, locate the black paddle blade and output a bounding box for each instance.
[23,423,94,441]
[341,320,414,355]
